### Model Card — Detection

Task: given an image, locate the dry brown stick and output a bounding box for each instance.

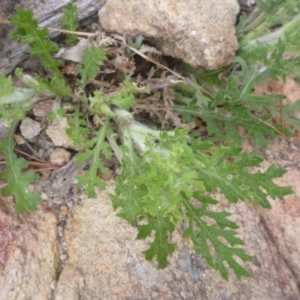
[14,148,46,163]
[32,167,58,172]
[38,25,215,98]
[0,158,58,170]
[27,161,58,169]
[253,116,290,143]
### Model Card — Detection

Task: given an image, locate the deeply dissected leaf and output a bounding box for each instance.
[236,155,293,207]
[10,7,60,75]
[2,1,298,281]
[282,99,300,129]
[111,77,147,108]
[193,143,293,207]
[112,120,293,278]
[0,74,15,98]
[174,56,283,147]
[78,47,106,85]
[61,3,79,44]
[89,91,116,117]
[110,146,144,226]
[76,119,112,198]
[67,103,89,148]
[183,193,253,280]
[137,216,176,269]
[89,78,147,117]
[10,9,71,97]
[48,74,72,97]
[0,124,40,212]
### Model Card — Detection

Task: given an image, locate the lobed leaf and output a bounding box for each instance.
[78,47,106,85]
[0,124,41,212]
[183,193,253,280]
[137,216,176,269]
[113,125,292,278]
[76,119,112,198]
[110,146,144,226]
[61,3,79,44]
[10,7,61,75]
[67,103,90,148]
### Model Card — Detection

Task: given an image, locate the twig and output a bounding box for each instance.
[253,116,290,143]
[27,161,58,169]
[14,147,46,163]
[47,27,97,37]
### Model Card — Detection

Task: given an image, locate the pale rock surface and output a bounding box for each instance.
[54,181,300,299]
[0,198,59,300]
[46,117,77,150]
[2,77,300,299]
[1,136,300,299]
[49,147,72,167]
[98,0,239,70]
[257,138,300,285]
[20,117,42,140]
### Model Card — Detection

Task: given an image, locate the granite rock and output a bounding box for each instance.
[0,198,58,300]
[98,0,239,70]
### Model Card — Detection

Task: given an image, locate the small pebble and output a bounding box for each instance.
[49,148,71,166]
[20,117,42,139]
[46,117,78,150]
[32,100,54,117]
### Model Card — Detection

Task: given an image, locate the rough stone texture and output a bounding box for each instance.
[53,181,300,299]
[98,0,239,70]
[0,198,59,300]
[34,156,90,208]
[46,117,77,150]
[257,168,300,285]
[1,78,300,299]
[20,117,42,140]
[49,147,72,167]
[1,134,300,299]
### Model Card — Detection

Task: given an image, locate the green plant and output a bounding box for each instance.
[0,122,41,212]
[61,3,79,44]
[0,1,299,279]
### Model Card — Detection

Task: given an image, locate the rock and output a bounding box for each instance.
[20,117,42,140]
[1,133,300,299]
[239,0,256,7]
[34,157,91,208]
[32,100,54,117]
[257,139,300,284]
[49,147,72,167]
[0,198,59,300]
[54,181,299,299]
[46,117,77,150]
[98,0,239,70]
